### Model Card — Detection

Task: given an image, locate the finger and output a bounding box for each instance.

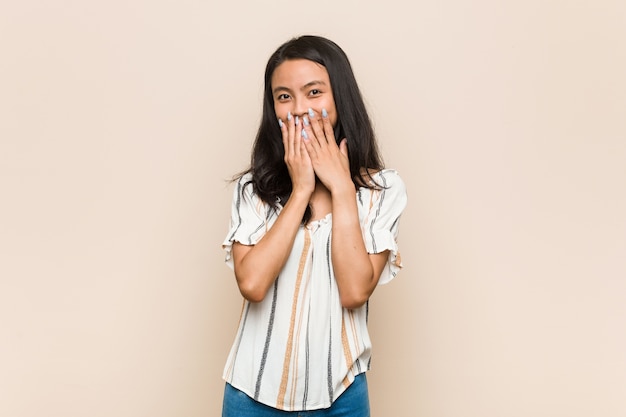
[301,123,318,160]
[293,114,302,157]
[279,116,289,157]
[286,111,296,157]
[339,138,348,158]
[301,115,321,154]
[299,131,312,162]
[306,109,328,147]
[320,108,337,147]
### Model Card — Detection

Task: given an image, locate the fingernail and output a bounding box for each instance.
[308,108,315,118]
[322,108,328,118]
[301,129,308,139]
[295,116,299,126]
[303,116,310,126]
[278,119,283,128]
[287,111,292,121]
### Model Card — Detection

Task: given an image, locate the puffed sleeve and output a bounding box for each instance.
[359,169,408,285]
[222,174,275,270]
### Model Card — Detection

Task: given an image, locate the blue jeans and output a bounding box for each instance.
[221,373,370,417]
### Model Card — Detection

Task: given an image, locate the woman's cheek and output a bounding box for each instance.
[273,103,284,119]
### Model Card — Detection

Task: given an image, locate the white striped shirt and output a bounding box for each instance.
[222,169,407,411]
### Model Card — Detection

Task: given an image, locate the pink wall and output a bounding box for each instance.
[1,1,625,416]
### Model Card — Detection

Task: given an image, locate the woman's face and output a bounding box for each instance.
[270,59,338,127]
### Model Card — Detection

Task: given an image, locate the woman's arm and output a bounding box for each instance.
[233,114,315,303]
[232,190,310,302]
[302,112,387,309]
[330,183,389,309]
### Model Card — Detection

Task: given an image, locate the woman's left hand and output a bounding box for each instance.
[301,109,352,193]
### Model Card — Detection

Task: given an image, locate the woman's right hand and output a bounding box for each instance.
[280,112,315,196]
[232,114,315,303]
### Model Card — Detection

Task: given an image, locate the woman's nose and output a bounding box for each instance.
[291,100,309,118]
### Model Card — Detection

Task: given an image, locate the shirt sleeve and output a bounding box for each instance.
[222,174,273,270]
[360,170,408,285]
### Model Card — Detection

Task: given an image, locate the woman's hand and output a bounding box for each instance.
[280,112,316,197]
[301,109,353,194]
[300,108,382,309]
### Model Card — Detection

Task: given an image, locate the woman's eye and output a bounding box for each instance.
[309,89,321,96]
[277,93,290,100]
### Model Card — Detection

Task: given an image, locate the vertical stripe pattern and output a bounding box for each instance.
[276,231,311,408]
[254,279,278,400]
[221,169,407,412]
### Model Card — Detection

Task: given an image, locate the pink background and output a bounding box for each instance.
[1,1,625,416]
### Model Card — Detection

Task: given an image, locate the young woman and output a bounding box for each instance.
[221,35,407,416]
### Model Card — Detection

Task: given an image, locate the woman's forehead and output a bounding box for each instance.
[271,59,330,87]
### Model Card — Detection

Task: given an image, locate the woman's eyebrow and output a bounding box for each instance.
[273,80,328,95]
[272,86,292,95]
[301,80,326,90]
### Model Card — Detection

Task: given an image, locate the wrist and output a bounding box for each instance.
[328,178,355,196]
[290,187,313,202]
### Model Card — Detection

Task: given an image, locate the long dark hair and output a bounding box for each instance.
[241,35,384,223]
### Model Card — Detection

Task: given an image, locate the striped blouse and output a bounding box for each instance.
[221,169,407,411]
